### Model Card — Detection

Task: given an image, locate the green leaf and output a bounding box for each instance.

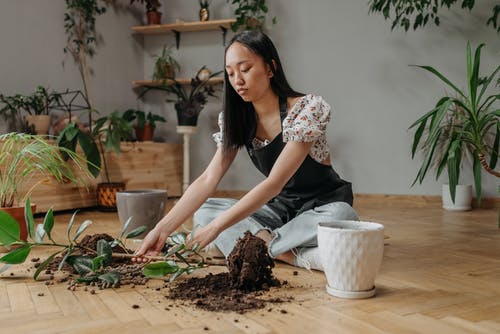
[73,220,92,242]
[143,261,179,278]
[58,246,73,271]
[473,152,482,207]
[120,216,133,239]
[0,210,21,246]
[169,232,186,245]
[411,118,427,158]
[98,272,120,285]
[169,267,186,282]
[92,255,106,272]
[24,198,35,240]
[125,226,147,239]
[77,132,101,178]
[66,210,79,243]
[77,275,98,283]
[490,123,500,169]
[42,209,55,242]
[35,224,45,244]
[0,244,32,264]
[34,251,61,280]
[66,256,94,275]
[96,239,112,266]
[412,65,466,100]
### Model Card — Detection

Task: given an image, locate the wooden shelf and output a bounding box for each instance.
[132,19,235,35]
[132,76,224,87]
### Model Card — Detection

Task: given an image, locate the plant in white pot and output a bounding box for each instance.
[409,42,499,211]
[0,132,91,245]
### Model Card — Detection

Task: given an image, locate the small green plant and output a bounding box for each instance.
[409,42,499,207]
[0,133,92,208]
[152,45,181,81]
[226,0,277,32]
[122,109,166,130]
[199,0,210,9]
[92,111,134,183]
[0,198,205,284]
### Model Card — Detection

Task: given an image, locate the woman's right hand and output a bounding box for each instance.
[132,226,170,263]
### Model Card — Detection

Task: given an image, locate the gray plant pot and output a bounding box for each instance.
[116,189,168,239]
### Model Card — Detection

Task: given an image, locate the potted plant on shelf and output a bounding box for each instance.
[409,42,499,211]
[0,94,29,133]
[199,0,210,22]
[152,45,181,82]
[226,0,277,31]
[130,0,162,25]
[141,66,222,126]
[123,109,166,141]
[0,132,91,245]
[92,111,134,211]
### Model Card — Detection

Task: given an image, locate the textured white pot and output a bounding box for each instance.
[318,220,384,299]
[442,184,472,211]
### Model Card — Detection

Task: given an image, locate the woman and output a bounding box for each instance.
[134,30,358,270]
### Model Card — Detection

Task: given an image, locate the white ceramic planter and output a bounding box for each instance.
[116,189,168,239]
[318,220,384,299]
[442,184,472,211]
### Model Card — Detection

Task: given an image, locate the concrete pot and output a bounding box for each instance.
[318,220,384,299]
[442,184,472,211]
[116,189,168,239]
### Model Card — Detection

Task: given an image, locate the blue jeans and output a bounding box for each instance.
[193,198,359,258]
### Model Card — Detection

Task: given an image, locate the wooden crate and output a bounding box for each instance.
[29,142,182,213]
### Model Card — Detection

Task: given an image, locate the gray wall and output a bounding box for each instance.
[0,1,498,197]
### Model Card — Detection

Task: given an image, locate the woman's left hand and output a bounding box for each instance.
[187,222,222,250]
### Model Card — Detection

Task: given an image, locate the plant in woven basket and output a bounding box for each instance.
[409,42,499,208]
[0,198,205,285]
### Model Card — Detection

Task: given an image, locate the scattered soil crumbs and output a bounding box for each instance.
[168,232,291,313]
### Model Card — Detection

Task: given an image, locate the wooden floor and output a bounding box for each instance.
[1,196,499,333]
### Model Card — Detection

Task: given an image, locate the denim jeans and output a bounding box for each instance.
[193,198,359,258]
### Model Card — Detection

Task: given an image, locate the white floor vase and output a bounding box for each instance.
[318,220,385,299]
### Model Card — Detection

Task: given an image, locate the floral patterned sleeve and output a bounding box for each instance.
[283,94,331,142]
[212,111,224,147]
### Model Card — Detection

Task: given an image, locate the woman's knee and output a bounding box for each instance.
[314,201,359,221]
[193,198,238,227]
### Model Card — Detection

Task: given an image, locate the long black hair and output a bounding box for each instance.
[222,30,303,153]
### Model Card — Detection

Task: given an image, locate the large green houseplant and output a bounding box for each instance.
[0,133,91,241]
[409,42,499,208]
[226,0,277,31]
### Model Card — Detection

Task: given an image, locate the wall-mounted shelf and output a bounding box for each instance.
[131,19,236,48]
[132,76,224,87]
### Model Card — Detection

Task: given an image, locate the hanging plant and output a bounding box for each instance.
[226,0,277,32]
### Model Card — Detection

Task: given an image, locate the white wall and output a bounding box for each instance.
[0,0,498,198]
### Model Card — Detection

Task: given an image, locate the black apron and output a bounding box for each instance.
[245,96,353,225]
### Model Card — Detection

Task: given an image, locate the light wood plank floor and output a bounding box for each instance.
[1,196,499,334]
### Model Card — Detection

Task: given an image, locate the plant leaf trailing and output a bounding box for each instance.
[0,198,205,284]
[226,0,277,32]
[409,42,499,212]
[368,0,499,33]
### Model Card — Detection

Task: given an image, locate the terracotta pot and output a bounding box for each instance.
[135,124,155,141]
[0,204,37,242]
[97,182,125,212]
[147,11,162,25]
[25,115,50,135]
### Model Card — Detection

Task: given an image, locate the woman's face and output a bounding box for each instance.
[225,42,273,102]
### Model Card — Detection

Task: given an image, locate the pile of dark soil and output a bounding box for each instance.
[168,232,287,313]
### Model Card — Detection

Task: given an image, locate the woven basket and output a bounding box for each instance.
[97,182,125,212]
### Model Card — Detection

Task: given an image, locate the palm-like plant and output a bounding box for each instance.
[0,133,92,208]
[409,42,499,206]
